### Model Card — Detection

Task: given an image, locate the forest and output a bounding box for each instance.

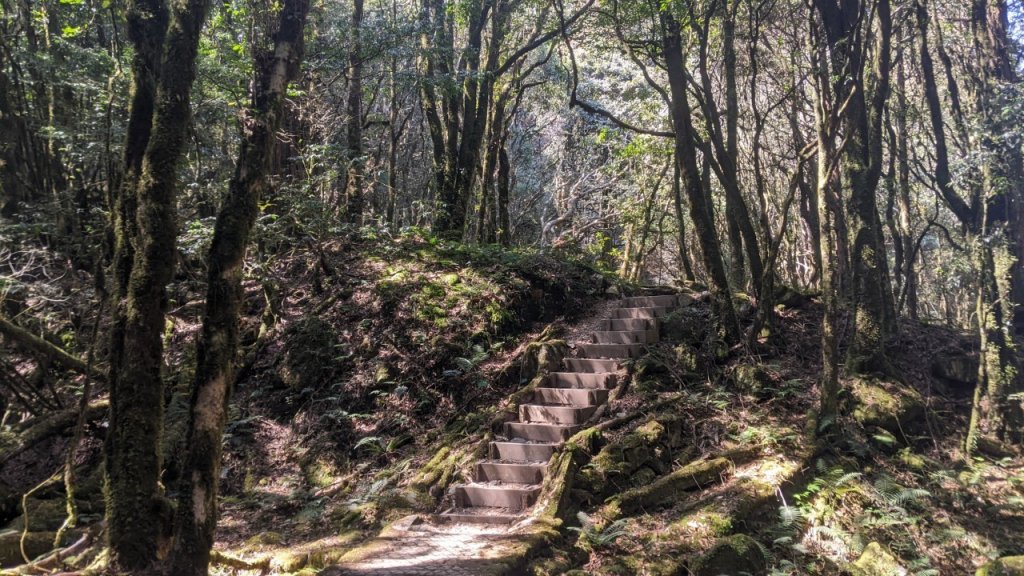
[0,0,1022,571]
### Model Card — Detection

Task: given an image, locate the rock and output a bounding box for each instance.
[850,377,925,438]
[673,344,701,374]
[576,417,687,499]
[931,353,978,396]
[848,542,907,576]
[977,556,1024,576]
[0,529,62,566]
[613,457,730,515]
[690,534,767,576]
[4,497,101,532]
[774,285,814,309]
[634,356,668,378]
[732,364,772,397]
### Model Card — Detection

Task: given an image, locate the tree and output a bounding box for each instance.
[169,0,310,572]
[105,0,210,568]
[811,0,896,373]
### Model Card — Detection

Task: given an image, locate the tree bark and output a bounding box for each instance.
[343,0,364,224]
[169,1,308,573]
[662,10,740,342]
[105,0,210,569]
[812,0,895,373]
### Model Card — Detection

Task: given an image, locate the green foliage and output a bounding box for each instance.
[568,512,630,551]
[353,434,412,457]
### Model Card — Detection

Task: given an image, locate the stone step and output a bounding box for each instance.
[549,372,617,389]
[577,343,644,359]
[490,441,559,462]
[475,461,546,484]
[438,510,519,525]
[620,295,681,308]
[519,404,597,425]
[602,318,656,331]
[611,306,670,319]
[563,358,621,373]
[453,484,541,511]
[591,330,641,344]
[504,422,580,442]
[533,387,609,406]
[591,330,652,344]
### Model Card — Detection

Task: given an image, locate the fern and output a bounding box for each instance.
[568,512,630,550]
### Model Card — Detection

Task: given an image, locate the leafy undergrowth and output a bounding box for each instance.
[535,299,1023,576]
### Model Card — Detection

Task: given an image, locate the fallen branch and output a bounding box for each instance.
[0,316,105,383]
[0,400,109,466]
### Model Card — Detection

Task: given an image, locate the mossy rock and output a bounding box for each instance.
[0,529,63,566]
[690,534,767,576]
[634,356,668,378]
[850,377,925,437]
[4,497,101,531]
[612,457,730,516]
[848,542,907,576]
[577,417,687,499]
[732,364,772,397]
[673,344,701,374]
[774,285,814,309]
[930,352,978,396]
[977,557,1024,576]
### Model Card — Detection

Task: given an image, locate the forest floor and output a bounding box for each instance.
[0,230,1022,575]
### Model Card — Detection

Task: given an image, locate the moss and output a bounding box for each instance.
[577,417,689,500]
[732,363,773,396]
[848,542,905,576]
[0,529,65,566]
[610,457,730,516]
[977,557,1024,576]
[850,377,925,437]
[690,534,767,576]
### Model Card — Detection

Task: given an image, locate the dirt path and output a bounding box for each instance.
[325,517,530,576]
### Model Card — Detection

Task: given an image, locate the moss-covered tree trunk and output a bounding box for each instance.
[812,0,895,374]
[105,0,210,569]
[169,1,309,574]
[343,0,364,224]
[662,10,740,342]
[811,33,842,426]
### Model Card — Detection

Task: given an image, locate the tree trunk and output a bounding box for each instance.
[105,0,210,569]
[671,160,696,283]
[662,11,740,342]
[169,1,308,573]
[812,0,895,374]
[343,0,364,224]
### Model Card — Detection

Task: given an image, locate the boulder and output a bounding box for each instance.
[660,309,706,345]
[690,534,767,576]
[850,377,925,438]
[576,417,687,499]
[732,364,773,397]
[848,542,907,576]
[0,529,62,566]
[977,557,1024,576]
[931,353,978,396]
[279,317,344,389]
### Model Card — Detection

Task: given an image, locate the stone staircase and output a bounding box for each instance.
[440,294,683,524]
